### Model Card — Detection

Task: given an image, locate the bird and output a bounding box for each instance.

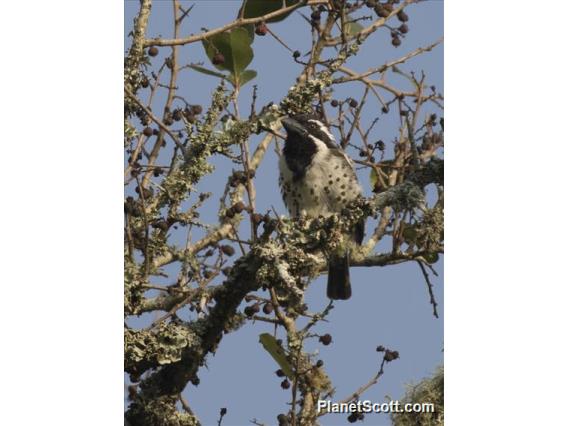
[279,114,364,300]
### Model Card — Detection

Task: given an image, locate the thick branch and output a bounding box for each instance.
[126,0,152,66]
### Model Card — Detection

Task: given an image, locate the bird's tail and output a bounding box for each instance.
[327,255,352,300]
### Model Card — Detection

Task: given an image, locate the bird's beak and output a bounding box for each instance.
[282,117,307,137]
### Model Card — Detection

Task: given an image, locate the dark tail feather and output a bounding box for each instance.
[327,256,352,300]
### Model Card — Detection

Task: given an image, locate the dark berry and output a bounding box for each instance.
[375,5,389,18]
[311,11,321,21]
[212,52,225,65]
[365,0,377,7]
[191,104,203,115]
[251,213,263,225]
[330,99,339,107]
[347,413,358,423]
[397,10,409,22]
[376,140,385,151]
[319,334,332,346]
[172,109,182,121]
[316,360,324,368]
[293,50,301,59]
[275,369,285,377]
[232,201,246,213]
[392,36,401,47]
[263,303,274,315]
[148,46,159,57]
[280,379,290,389]
[140,77,149,88]
[183,107,194,120]
[244,306,256,317]
[398,23,409,34]
[277,414,290,426]
[384,349,399,362]
[143,127,153,137]
[153,128,160,136]
[348,98,358,108]
[128,385,137,400]
[381,106,389,113]
[359,149,368,157]
[383,3,393,12]
[152,220,168,231]
[255,22,268,36]
[220,245,235,256]
[376,345,385,352]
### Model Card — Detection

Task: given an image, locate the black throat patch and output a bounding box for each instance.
[282,114,336,181]
[283,132,317,181]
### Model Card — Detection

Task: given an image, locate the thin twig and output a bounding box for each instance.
[416,260,439,318]
[125,86,185,153]
[145,1,328,47]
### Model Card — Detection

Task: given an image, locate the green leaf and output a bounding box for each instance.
[188,64,227,79]
[238,69,257,87]
[202,27,254,75]
[259,333,294,378]
[228,70,257,88]
[344,20,363,36]
[244,24,256,42]
[239,0,301,23]
[369,168,378,190]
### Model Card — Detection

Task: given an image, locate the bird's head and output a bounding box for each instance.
[281,114,336,148]
[281,114,338,179]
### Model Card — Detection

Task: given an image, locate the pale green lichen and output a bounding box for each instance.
[126,394,201,426]
[391,366,444,426]
[124,259,145,316]
[415,206,444,252]
[280,74,333,116]
[125,322,201,374]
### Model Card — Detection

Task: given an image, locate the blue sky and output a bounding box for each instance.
[124,1,444,425]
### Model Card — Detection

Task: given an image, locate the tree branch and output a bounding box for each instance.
[144,0,328,47]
